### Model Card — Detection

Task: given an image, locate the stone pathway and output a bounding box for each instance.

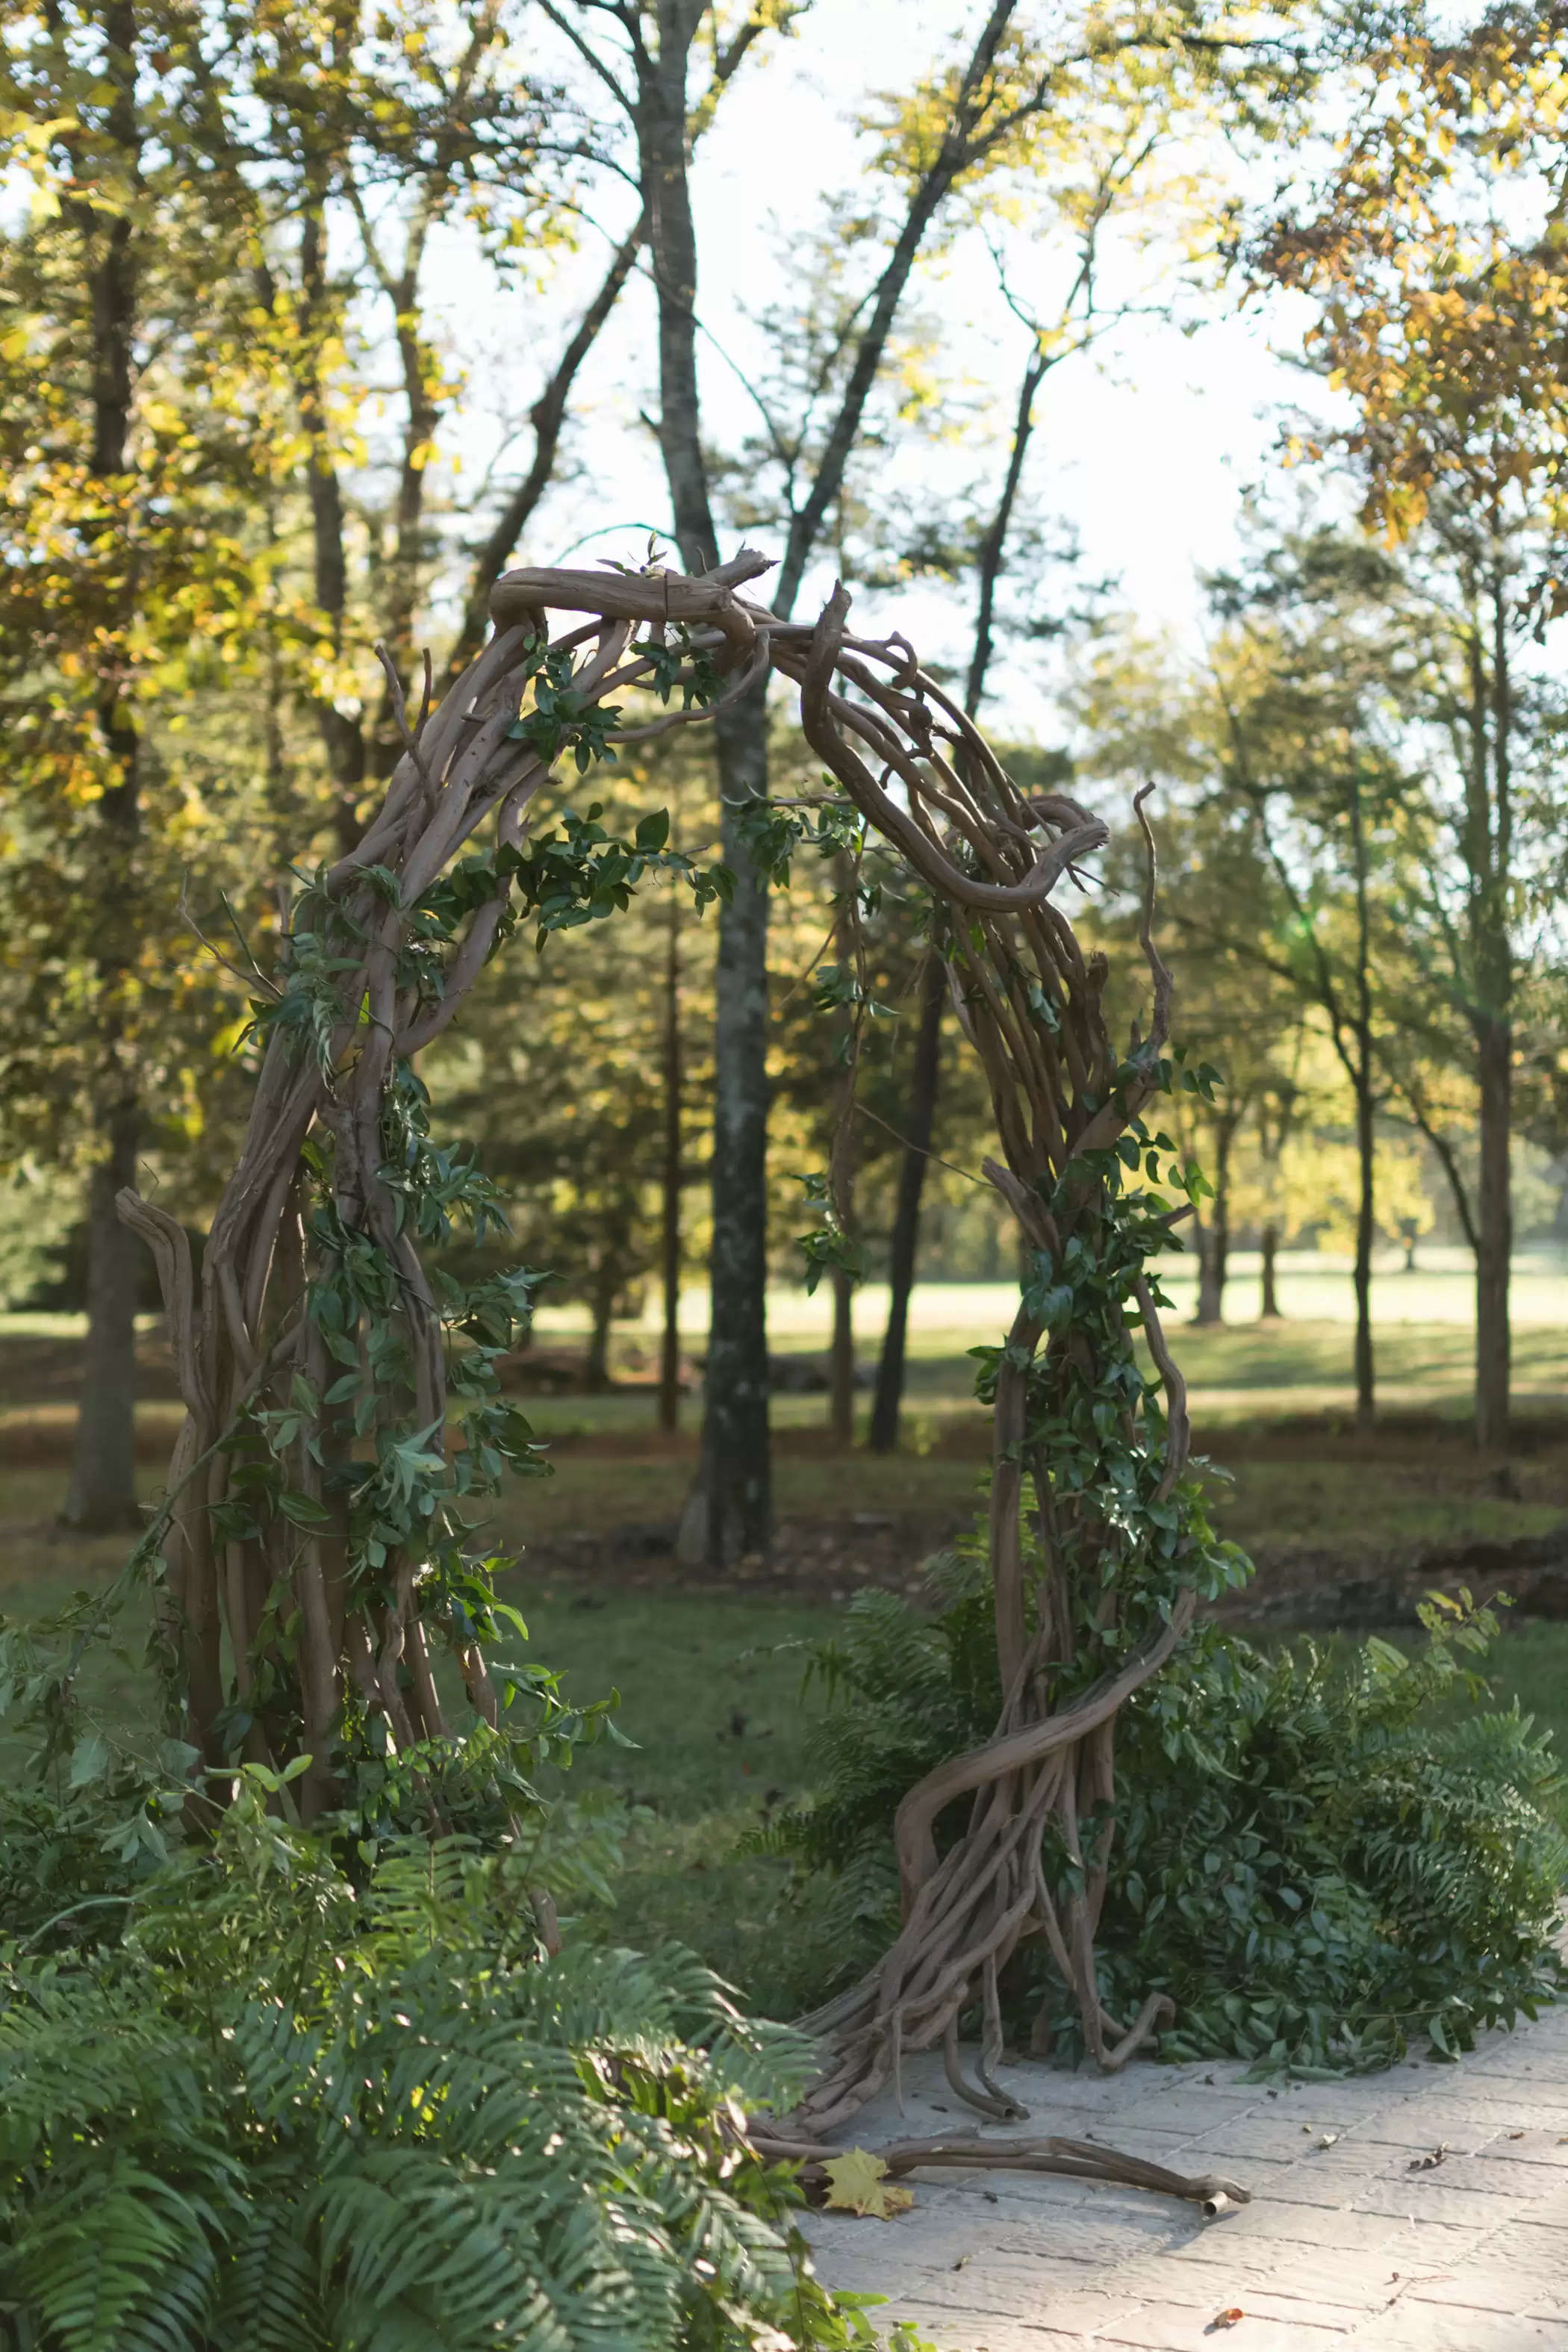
[800,2006,1568,2350]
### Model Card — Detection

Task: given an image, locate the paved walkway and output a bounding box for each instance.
[800,2006,1568,2350]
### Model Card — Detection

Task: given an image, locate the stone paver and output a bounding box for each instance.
[800,2003,1568,2350]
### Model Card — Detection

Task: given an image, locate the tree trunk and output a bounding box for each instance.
[1351,1064,1375,1436]
[829,1266,855,1444]
[63,1101,143,1531]
[870,948,945,1452]
[1259,1221,1281,1319]
[1192,1121,1233,1326]
[826,847,860,1443]
[635,14,772,1563]
[691,685,773,1559]
[659,886,683,1435]
[1475,1013,1511,1449]
[63,0,141,1533]
[294,202,366,853]
[370,299,439,777]
[586,1272,615,1394]
[1472,572,1513,1452]
[1349,780,1375,1437]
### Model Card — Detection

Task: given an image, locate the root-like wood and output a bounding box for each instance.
[752,2125,1248,2217]
[126,547,1218,2201]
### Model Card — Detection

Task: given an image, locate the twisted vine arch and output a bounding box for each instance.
[124,548,1225,2172]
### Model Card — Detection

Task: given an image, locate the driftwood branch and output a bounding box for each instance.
[129,549,1210,2206]
[751,2126,1248,2218]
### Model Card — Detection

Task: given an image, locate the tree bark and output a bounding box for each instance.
[1351,1057,1376,1436]
[293,201,365,853]
[586,1273,615,1393]
[1192,1117,1235,1326]
[1472,573,1513,1451]
[63,0,143,1532]
[829,1265,855,1444]
[1349,779,1375,1437]
[1259,1221,1281,1318]
[635,7,772,1563]
[64,1101,142,1530]
[659,885,683,1434]
[1475,1013,1511,1448]
[692,685,773,1557]
[870,947,945,1452]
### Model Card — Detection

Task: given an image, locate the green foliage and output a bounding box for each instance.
[794,1171,865,1297]
[767,1572,1567,2072]
[0,1778,933,2352]
[1101,1593,1568,2071]
[731,790,865,892]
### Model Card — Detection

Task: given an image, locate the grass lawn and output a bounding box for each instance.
[1,1270,1565,2021]
[515,1584,1568,2020]
[6,1503,1561,2020]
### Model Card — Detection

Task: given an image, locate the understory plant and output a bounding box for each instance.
[766,1569,1567,2073]
[0,1776,930,2352]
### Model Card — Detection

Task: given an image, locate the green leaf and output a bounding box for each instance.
[68,1729,111,1788]
[279,1490,332,1528]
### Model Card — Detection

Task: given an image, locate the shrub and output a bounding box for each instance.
[0,1774,930,2352]
[765,1553,1568,2071]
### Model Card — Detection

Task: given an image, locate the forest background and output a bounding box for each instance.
[0,0,1565,1558]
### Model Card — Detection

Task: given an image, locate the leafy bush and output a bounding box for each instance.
[765,1554,1568,2071]
[0,1776,930,2352]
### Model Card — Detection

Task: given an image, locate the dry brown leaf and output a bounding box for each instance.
[821,2150,915,2221]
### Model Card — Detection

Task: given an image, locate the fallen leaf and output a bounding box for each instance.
[983,2190,999,2204]
[821,2150,915,2221]
[1205,2312,1245,2333]
[951,2253,971,2271]
[1508,2131,1525,2141]
[1407,2146,1449,2172]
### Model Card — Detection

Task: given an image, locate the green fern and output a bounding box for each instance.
[0,1782,932,2352]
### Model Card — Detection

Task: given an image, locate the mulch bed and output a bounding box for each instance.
[522,1502,1568,1625]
